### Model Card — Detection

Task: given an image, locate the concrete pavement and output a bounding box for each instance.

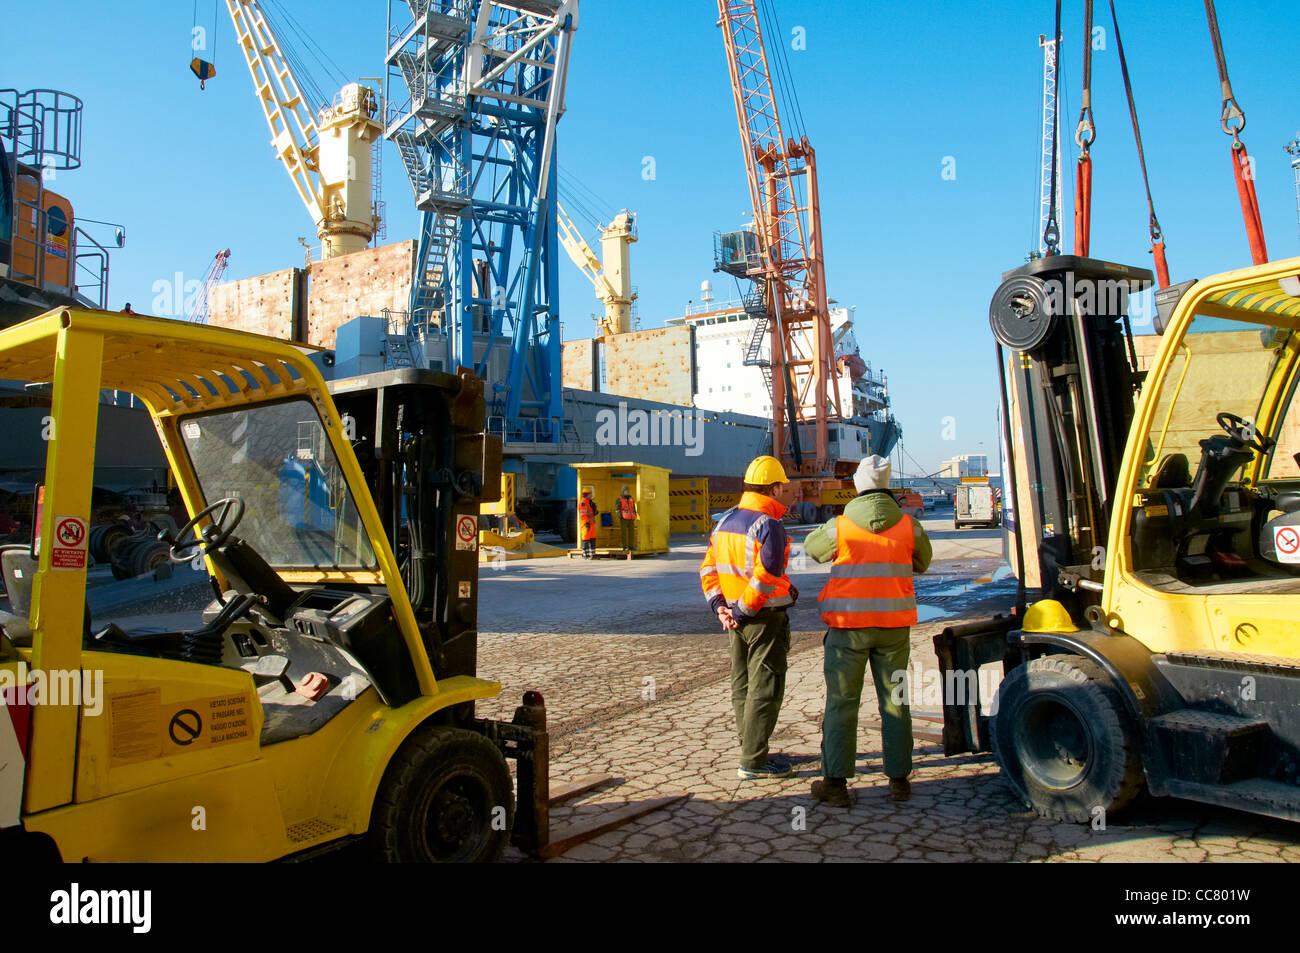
[474,516,1300,863]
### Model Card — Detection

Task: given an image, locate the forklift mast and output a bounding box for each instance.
[327,368,502,684]
[989,255,1153,607]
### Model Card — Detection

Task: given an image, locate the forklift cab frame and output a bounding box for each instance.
[0,309,515,861]
[1106,257,1300,658]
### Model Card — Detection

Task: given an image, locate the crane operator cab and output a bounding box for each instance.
[0,308,523,862]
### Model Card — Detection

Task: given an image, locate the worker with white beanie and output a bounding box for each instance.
[803,454,932,807]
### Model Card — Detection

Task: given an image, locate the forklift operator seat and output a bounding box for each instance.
[1151,452,1192,490]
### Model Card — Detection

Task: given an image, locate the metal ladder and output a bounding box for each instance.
[741,285,773,397]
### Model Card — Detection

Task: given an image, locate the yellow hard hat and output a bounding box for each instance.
[1021,599,1079,634]
[744,455,788,485]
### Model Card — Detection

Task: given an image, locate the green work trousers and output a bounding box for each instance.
[729,607,790,770]
[619,516,636,550]
[821,625,913,780]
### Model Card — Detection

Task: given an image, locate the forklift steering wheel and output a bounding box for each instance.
[169,497,246,563]
[1217,412,1274,454]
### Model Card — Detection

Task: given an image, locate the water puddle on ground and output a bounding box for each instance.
[916,604,946,622]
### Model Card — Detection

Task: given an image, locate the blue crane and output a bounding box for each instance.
[384,0,578,446]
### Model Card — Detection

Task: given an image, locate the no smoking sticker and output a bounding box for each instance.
[455,514,478,551]
[1276,525,1300,565]
[51,515,87,570]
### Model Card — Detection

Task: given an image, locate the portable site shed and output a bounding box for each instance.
[570,462,670,557]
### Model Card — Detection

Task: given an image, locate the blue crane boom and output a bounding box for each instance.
[384,0,578,445]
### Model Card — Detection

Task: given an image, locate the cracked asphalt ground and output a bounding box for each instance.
[477,515,1300,863]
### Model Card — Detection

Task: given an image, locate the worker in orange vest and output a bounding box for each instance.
[805,454,931,806]
[616,485,637,553]
[578,486,599,558]
[700,455,798,780]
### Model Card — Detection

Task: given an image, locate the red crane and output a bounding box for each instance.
[187,248,232,324]
[716,0,840,480]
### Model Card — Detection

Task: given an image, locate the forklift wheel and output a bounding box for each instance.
[990,654,1144,823]
[369,726,513,863]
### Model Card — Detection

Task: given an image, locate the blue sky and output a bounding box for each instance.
[10,0,1300,473]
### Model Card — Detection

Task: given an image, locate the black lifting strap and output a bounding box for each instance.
[1204,0,1245,139]
[1076,0,1095,152]
[1043,0,1063,254]
[1109,0,1163,245]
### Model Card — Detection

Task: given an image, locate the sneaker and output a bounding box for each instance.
[811,778,852,808]
[737,757,793,780]
[889,777,911,802]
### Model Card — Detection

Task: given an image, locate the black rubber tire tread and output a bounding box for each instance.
[368,726,513,863]
[88,524,107,562]
[990,653,1145,823]
[134,540,170,576]
[559,506,577,545]
[99,523,132,561]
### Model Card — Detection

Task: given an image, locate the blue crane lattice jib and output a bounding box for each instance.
[385,0,577,445]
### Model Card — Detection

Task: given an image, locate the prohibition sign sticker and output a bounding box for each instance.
[455,514,478,551]
[51,515,88,570]
[168,709,202,746]
[1276,526,1300,565]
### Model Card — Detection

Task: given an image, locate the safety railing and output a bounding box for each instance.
[72,225,108,309]
[486,415,563,446]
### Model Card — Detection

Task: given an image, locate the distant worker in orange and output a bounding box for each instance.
[617,484,638,553]
[120,302,134,315]
[578,486,599,559]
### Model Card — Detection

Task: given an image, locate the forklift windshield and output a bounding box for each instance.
[1140,316,1300,487]
[179,398,376,569]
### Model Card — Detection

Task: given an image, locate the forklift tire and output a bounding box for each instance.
[990,654,1145,823]
[369,726,513,863]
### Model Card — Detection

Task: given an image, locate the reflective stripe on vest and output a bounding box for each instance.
[817,514,917,628]
[578,498,597,540]
[705,497,793,613]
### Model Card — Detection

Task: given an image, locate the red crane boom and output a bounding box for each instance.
[716,0,840,476]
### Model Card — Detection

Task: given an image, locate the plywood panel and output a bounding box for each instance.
[304,240,415,348]
[562,338,595,390]
[1134,331,1299,478]
[208,267,299,340]
[604,326,694,405]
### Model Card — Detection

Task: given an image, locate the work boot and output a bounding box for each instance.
[811,777,852,808]
[737,756,793,780]
[888,777,911,802]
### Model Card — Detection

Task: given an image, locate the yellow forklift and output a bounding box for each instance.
[937,254,1300,822]
[0,308,571,861]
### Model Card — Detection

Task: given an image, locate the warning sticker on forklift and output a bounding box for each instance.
[458,582,471,598]
[457,512,478,551]
[110,688,162,765]
[51,515,88,570]
[455,514,478,551]
[161,692,253,751]
[110,689,253,765]
[1276,526,1300,564]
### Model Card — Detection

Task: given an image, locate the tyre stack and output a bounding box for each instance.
[90,522,171,580]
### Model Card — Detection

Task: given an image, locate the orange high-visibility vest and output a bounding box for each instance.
[817,514,917,628]
[700,492,792,615]
[618,496,636,519]
[579,497,597,541]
